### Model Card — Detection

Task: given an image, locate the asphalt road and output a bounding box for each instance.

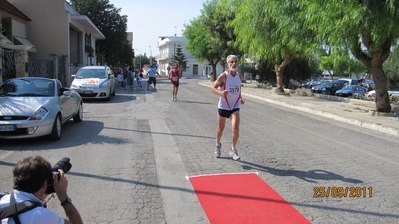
[1,78,398,224]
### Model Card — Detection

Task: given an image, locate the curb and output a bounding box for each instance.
[199,82,399,137]
[242,92,399,137]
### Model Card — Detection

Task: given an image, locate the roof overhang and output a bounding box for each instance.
[0,35,36,52]
[70,15,105,40]
[14,36,36,52]
[0,34,14,49]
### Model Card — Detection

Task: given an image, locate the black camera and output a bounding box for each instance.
[46,157,72,194]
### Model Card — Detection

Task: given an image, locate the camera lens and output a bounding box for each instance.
[52,157,72,173]
[46,157,72,194]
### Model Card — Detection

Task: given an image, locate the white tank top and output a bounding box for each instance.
[218,71,241,110]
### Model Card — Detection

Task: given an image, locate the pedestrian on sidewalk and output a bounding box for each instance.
[134,68,139,88]
[125,67,134,91]
[137,73,143,89]
[117,70,123,88]
[210,54,245,161]
[122,69,128,88]
[169,65,181,101]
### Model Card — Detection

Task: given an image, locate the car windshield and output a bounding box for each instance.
[317,82,330,87]
[341,86,353,90]
[76,69,106,79]
[0,79,54,97]
[325,82,333,87]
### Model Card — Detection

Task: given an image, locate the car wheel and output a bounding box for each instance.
[48,115,61,141]
[73,103,83,122]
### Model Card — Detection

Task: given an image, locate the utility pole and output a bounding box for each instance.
[134,49,142,68]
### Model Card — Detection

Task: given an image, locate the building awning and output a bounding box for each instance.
[0,34,14,49]
[70,15,105,40]
[14,36,36,52]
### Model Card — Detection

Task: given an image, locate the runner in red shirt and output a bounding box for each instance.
[169,65,181,101]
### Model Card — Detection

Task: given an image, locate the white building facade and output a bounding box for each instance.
[156,36,223,78]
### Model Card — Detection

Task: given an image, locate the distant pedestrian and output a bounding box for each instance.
[167,65,171,75]
[211,54,245,161]
[179,66,183,77]
[122,69,128,88]
[169,65,181,101]
[137,73,143,89]
[117,71,123,88]
[125,67,134,91]
[146,65,160,90]
[134,68,139,88]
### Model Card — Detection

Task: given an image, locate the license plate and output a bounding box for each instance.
[0,125,16,132]
[83,91,92,94]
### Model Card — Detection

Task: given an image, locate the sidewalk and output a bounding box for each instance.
[198,81,399,137]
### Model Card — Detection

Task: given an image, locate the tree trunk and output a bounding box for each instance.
[352,39,391,112]
[274,64,285,94]
[274,50,293,94]
[370,66,391,112]
[211,63,218,81]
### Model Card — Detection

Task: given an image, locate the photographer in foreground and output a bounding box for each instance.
[0,156,83,224]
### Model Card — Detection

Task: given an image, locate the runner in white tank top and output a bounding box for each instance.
[210,55,245,161]
[218,71,242,110]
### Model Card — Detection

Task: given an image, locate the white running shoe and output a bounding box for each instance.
[215,143,221,158]
[229,148,240,161]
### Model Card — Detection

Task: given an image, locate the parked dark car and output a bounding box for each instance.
[301,80,321,89]
[311,81,332,93]
[335,85,367,97]
[322,80,347,95]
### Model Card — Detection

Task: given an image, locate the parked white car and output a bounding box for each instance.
[367,89,399,98]
[70,66,116,101]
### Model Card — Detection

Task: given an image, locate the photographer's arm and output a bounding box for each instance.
[62,202,83,224]
[53,170,83,224]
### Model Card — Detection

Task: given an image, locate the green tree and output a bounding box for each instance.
[383,46,399,89]
[184,15,221,81]
[301,0,399,112]
[70,0,133,67]
[133,52,150,69]
[319,53,368,78]
[229,0,315,94]
[171,47,188,69]
[184,0,240,81]
[208,0,242,69]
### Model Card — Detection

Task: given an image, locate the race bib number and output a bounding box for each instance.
[228,85,240,94]
[172,77,178,81]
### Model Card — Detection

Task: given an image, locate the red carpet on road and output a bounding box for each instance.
[188,172,310,224]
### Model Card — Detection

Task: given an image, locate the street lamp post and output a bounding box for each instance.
[135,49,142,68]
[149,46,152,61]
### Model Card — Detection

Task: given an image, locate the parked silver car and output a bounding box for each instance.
[0,77,83,140]
[70,66,116,101]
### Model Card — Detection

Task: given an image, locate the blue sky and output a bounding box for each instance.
[110,0,205,56]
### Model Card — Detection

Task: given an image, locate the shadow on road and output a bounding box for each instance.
[238,160,363,184]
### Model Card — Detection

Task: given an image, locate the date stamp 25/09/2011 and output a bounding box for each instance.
[313,187,373,198]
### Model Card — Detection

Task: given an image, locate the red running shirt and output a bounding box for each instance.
[170,69,180,83]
